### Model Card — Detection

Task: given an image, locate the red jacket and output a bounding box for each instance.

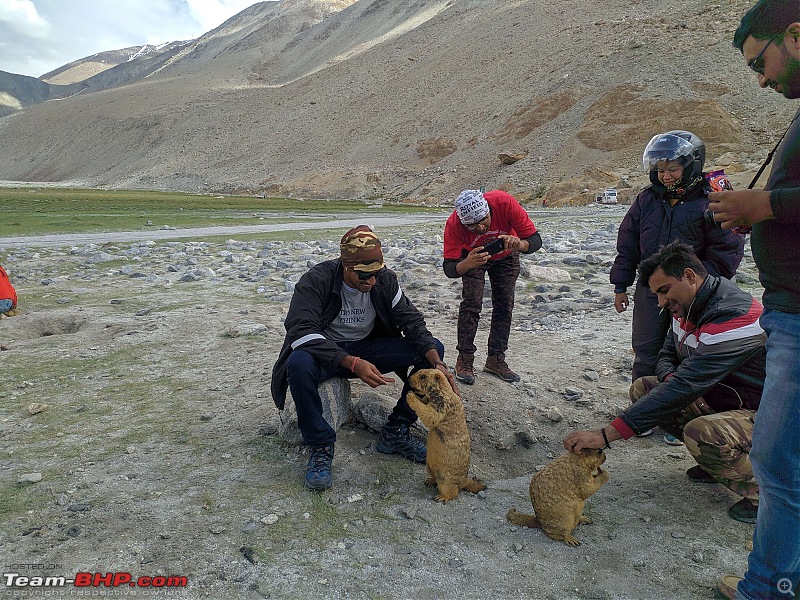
[0,265,18,307]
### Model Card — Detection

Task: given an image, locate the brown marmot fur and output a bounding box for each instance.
[406,369,487,503]
[506,448,609,546]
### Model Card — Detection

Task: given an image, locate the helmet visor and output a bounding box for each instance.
[642,134,696,171]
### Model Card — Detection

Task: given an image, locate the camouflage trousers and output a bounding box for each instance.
[630,376,759,502]
[456,252,519,358]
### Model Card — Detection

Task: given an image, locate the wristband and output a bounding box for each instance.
[350,357,360,373]
[601,428,611,450]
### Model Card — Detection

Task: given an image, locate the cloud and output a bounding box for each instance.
[186,0,260,32]
[0,0,263,78]
[0,0,51,37]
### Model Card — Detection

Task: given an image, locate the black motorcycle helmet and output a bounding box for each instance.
[642,131,706,187]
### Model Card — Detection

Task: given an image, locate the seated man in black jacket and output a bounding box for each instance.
[565,241,766,523]
[271,225,456,491]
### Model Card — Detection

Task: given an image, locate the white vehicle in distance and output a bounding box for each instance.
[595,188,618,205]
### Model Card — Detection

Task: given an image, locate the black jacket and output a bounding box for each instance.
[610,182,745,292]
[617,276,766,434]
[270,259,438,409]
[755,106,800,312]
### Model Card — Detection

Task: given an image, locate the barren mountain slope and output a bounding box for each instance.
[0,0,794,202]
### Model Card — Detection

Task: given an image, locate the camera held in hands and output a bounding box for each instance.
[481,238,506,255]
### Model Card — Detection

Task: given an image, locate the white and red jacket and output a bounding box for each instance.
[613,275,766,438]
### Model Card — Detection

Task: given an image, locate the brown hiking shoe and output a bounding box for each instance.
[714,574,742,600]
[455,354,475,385]
[484,354,520,382]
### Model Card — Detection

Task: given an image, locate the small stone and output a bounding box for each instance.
[67,502,90,512]
[671,531,686,539]
[18,472,43,483]
[400,506,417,519]
[209,523,225,534]
[28,403,48,415]
[583,371,600,382]
[240,546,259,564]
[261,514,279,525]
[242,522,260,533]
[347,493,364,503]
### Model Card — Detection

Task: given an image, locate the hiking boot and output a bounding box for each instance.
[728,498,758,524]
[664,433,684,446]
[686,465,715,483]
[304,445,334,491]
[376,424,426,463]
[484,354,520,382]
[455,354,475,385]
[714,574,742,600]
[635,429,654,437]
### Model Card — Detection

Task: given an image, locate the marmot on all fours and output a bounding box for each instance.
[406,369,487,503]
[506,449,609,546]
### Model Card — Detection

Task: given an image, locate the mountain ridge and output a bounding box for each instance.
[0,0,793,204]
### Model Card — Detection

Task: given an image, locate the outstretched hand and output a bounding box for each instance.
[435,363,461,397]
[563,430,605,453]
[353,359,395,387]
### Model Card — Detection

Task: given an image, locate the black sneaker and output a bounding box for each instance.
[376,424,426,463]
[728,498,758,524]
[687,465,715,483]
[305,445,334,491]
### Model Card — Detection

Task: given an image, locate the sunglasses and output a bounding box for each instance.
[465,215,490,231]
[748,32,782,75]
[352,266,386,281]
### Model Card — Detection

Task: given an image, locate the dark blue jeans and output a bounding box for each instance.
[286,337,445,448]
[631,280,671,380]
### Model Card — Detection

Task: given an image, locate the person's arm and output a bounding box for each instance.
[424,347,459,394]
[610,198,643,294]
[619,309,765,434]
[453,247,491,275]
[512,231,542,254]
[283,269,349,369]
[563,424,622,453]
[443,258,460,279]
[699,218,745,280]
[769,187,800,219]
[707,189,785,228]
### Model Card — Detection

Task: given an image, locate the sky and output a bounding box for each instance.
[0,0,266,77]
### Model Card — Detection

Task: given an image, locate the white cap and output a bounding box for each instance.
[455,190,489,225]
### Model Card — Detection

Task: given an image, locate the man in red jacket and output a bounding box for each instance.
[443,189,541,384]
[0,265,18,316]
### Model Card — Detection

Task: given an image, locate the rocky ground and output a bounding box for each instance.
[0,206,764,599]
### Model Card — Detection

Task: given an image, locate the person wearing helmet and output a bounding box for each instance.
[609,130,745,444]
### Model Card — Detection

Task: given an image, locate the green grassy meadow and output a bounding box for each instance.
[0,187,434,237]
